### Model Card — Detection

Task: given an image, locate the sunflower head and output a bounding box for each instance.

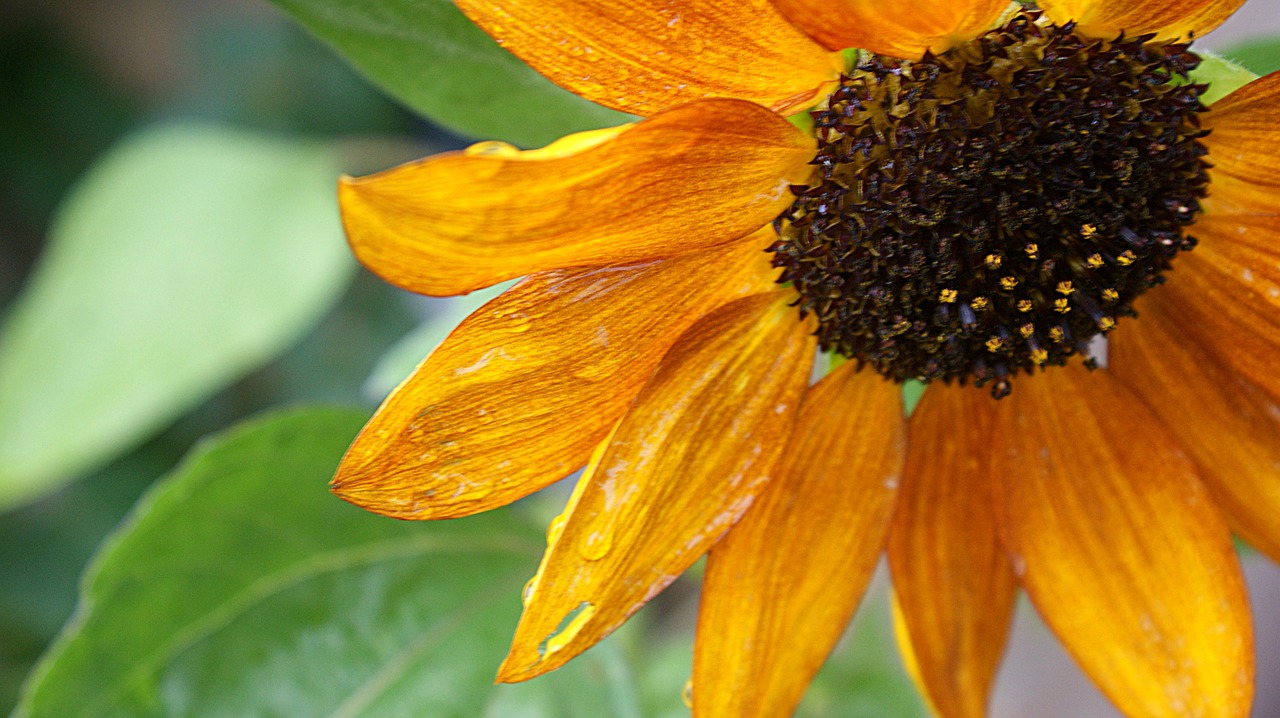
[772,10,1211,397]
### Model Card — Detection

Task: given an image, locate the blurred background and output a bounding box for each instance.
[2,1,1280,715]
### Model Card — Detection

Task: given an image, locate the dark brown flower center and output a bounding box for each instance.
[770,10,1210,397]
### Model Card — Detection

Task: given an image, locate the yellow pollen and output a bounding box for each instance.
[939,288,958,303]
[1054,297,1071,313]
[1001,276,1019,290]
[1080,223,1098,238]
[1056,281,1075,295]
[1102,288,1120,302]
[1017,299,1034,312]
[1118,250,1137,266]
[1019,323,1035,337]
[1087,253,1105,268]
[1098,316,1117,331]
[1049,327,1066,342]
[986,336,1005,352]
[1024,243,1039,259]
[971,297,989,311]
[1030,348,1049,365]
[985,254,1003,269]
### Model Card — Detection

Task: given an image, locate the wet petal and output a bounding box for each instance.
[1111,300,1280,564]
[1156,210,1280,401]
[1203,71,1280,210]
[1038,0,1245,42]
[497,292,815,682]
[456,0,839,117]
[340,99,815,296]
[888,384,1017,718]
[692,364,905,718]
[770,0,1016,58]
[331,235,778,519]
[993,364,1254,718]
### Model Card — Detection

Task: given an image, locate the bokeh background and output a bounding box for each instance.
[3,1,1280,715]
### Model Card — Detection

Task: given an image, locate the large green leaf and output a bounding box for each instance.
[14,408,642,717]
[268,0,630,148]
[0,124,354,508]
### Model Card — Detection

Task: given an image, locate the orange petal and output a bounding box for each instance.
[993,364,1254,718]
[1111,300,1280,564]
[887,384,1018,718]
[691,363,905,718]
[1038,0,1244,41]
[1156,211,1280,402]
[340,99,814,297]
[1203,71,1280,211]
[497,292,815,682]
[455,0,839,117]
[331,235,779,519]
[770,0,1016,58]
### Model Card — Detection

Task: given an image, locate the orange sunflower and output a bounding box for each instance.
[331,0,1280,715]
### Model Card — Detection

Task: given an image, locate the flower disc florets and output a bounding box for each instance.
[771,10,1211,397]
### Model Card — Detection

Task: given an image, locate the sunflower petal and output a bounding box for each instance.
[455,0,839,117]
[1203,71,1280,210]
[993,365,1254,718]
[1156,211,1280,401]
[769,0,1016,58]
[888,384,1017,718]
[1038,0,1244,42]
[1111,300,1280,564]
[497,292,815,682]
[331,236,778,519]
[340,99,814,297]
[692,364,904,718]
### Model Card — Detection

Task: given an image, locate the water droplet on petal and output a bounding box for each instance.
[682,678,694,708]
[579,528,612,560]
[547,514,567,546]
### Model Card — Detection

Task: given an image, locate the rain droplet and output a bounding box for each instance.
[580,528,612,560]
[682,678,694,708]
[522,575,539,606]
[547,514,567,545]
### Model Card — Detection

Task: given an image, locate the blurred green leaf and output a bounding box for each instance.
[1192,51,1259,105]
[15,407,646,717]
[799,583,928,718]
[1220,38,1280,77]
[267,0,630,147]
[0,123,354,509]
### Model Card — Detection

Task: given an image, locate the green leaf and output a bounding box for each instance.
[799,582,928,718]
[15,408,643,717]
[1191,51,1260,105]
[1219,38,1280,77]
[0,123,354,508]
[268,0,631,148]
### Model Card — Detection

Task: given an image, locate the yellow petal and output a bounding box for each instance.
[770,0,1017,58]
[498,292,815,682]
[888,384,1017,718]
[1038,0,1244,41]
[456,0,839,117]
[340,99,815,296]
[1204,71,1280,211]
[692,363,905,718]
[331,234,779,519]
[993,364,1254,718]
[1111,299,1280,564]
[1156,211,1280,402]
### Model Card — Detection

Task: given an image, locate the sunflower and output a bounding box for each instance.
[331,0,1280,715]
